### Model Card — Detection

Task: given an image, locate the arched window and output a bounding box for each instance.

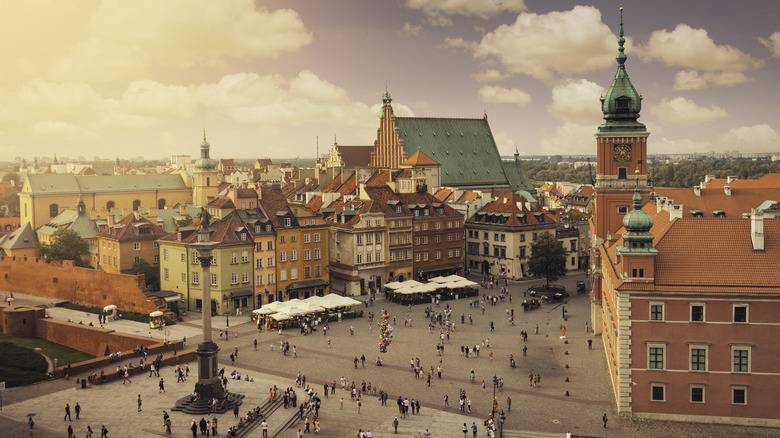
[49,203,59,217]
[132,200,141,211]
[158,199,166,210]
[206,177,211,186]
[106,201,115,211]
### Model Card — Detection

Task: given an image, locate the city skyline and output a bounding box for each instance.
[1,0,779,161]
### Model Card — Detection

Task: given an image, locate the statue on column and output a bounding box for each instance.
[198,210,212,230]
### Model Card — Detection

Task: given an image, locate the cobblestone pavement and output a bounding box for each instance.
[1,273,778,437]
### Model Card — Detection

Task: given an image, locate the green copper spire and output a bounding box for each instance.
[382,83,392,104]
[621,171,654,248]
[598,4,646,134]
[195,129,217,172]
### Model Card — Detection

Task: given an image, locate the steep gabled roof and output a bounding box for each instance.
[403,149,439,167]
[469,191,552,227]
[0,221,37,250]
[97,213,168,242]
[336,145,373,167]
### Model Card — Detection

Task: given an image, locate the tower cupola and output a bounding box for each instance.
[194,130,217,172]
[621,172,654,248]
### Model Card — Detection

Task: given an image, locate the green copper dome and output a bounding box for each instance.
[598,7,646,134]
[622,176,654,245]
[194,131,217,172]
[382,86,392,104]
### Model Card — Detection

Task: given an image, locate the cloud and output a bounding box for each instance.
[759,32,780,59]
[649,97,727,127]
[478,85,531,107]
[452,6,619,82]
[548,79,605,125]
[639,24,762,89]
[651,137,713,155]
[538,122,596,155]
[399,23,422,37]
[405,0,527,26]
[471,69,512,83]
[719,124,780,152]
[31,120,92,138]
[50,0,313,82]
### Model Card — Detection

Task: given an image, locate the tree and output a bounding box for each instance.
[130,259,160,291]
[527,232,568,289]
[2,172,20,183]
[35,229,91,267]
[0,191,20,216]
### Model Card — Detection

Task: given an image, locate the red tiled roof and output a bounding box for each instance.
[653,186,780,218]
[434,188,454,203]
[703,174,780,189]
[306,195,323,212]
[207,197,235,208]
[336,145,373,167]
[469,190,553,227]
[403,149,439,166]
[365,169,391,187]
[98,213,168,242]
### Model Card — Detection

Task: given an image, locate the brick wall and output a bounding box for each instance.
[0,255,165,314]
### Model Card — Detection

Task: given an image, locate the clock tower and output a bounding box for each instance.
[594,5,649,245]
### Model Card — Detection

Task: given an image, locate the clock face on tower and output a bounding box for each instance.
[613,144,632,162]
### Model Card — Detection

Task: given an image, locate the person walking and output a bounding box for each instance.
[190,419,197,437]
[100,425,108,438]
[137,394,142,412]
[67,425,74,438]
[64,403,72,421]
[507,396,512,411]
[462,422,468,438]
[254,339,258,351]
[28,417,34,435]
[261,420,269,438]
[393,417,399,434]
[603,413,608,428]
[471,422,478,438]
[523,345,527,357]
[75,403,81,419]
[159,378,165,392]
[85,425,93,438]
[443,394,449,407]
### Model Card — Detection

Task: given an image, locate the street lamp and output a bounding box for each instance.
[499,409,506,438]
[223,296,230,328]
[492,374,499,415]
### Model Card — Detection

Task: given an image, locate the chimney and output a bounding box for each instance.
[133,211,140,221]
[751,208,764,251]
[727,175,738,184]
[704,174,715,184]
[107,214,115,226]
[693,185,701,197]
[724,185,732,196]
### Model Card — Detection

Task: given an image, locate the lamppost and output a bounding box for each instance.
[499,409,506,438]
[492,374,499,415]
[223,296,230,328]
[464,204,469,276]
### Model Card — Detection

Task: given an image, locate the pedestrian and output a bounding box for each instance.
[86,425,93,437]
[471,422,478,438]
[357,398,362,413]
[261,420,269,438]
[230,353,234,365]
[233,404,239,418]
[137,394,142,412]
[68,425,74,438]
[603,413,608,428]
[523,345,527,357]
[340,397,344,409]
[100,425,108,438]
[64,403,72,421]
[190,419,197,437]
[75,402,81,419]
[490,321,494,331]
[159,378,165,392]
[467,398,471,412]
[507,396,511,411]
[28,417,34,435]
[254,339,258,351]
[444,394,449,407]
[393,417,399,434]
[588,339,593,350]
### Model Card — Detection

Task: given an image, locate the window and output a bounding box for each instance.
[423,252,428,261]
[242,271,249,283]
[648,345,665,369]
[423,223,428,230]
[241,250,248,262]
[280,235,286,244]
[280,251,287,262]
[192,272,199,284]
[376,251,381,262]
[113,256,117,265]
[415,253,421,262]
[134,256,140,264]
[732,346,750,373]
[267,273,274,284]
[315,265,321,276]
[375,232,382,243]
[257,275,263,285]
[240,232,247,241]
[314,233,321,242]
[291,234,297,243]
[447,234,452,242]
[164,249,169,261]
[280,270,287,281]
[304,234,310,243]
[231,252,238,264]
[304,266,311,278]
[690,346,708,371]
[691,303,705,322]
[366,253,372,263]
[153,242,158,249]
[336,253,340,262]
[732,386,747,405]
[285,217,291,227]
[291,250,297,261]
[164,268,169,280]
[192,252,199,264]
[304,249,311,260]
[455,249,460,257]
[422,237,428,244]
[519,247,526,259]
[290,268,298,279]
[435,235,441,243]
[357,235,363,245]
[357,254,363,264]
[231,272,238,284]
[415,238,420,245]
[211,274,217,286]
[153,255,159,264]
[406,250,410,260]
[256,258,263,268]
[49,203,59,217]
[390,252,396,262]
[617,206,628,214]
[618,167,627,179]
[650,303,664,321]
[733,304,748,323]
[314,249,321,260]
[366,234,373,244]
[133,242,140,251]
[436,251,441,260]
[181,273,186,282]
[650,383,666,402]
[267,241,273,250]
[366,220,371,227]
[211,255,217,265]
[435,222,441,230]
[501,234,506,242]
[632,268,644,277]
[690,385,705,403]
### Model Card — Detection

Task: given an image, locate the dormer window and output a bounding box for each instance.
[285,217,291,227]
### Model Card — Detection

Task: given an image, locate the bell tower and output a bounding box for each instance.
[594,5,649,245]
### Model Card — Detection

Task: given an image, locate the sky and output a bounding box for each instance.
[1,0,779,162]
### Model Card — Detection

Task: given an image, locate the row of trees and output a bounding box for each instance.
[522,158,780,189]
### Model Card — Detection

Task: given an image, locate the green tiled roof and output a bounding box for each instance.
[501,161,535,193]
[37,210,99,239]
[395,117,513,188]
[0,222,37,250]
[24,174,188,195]
[155,205,202,233]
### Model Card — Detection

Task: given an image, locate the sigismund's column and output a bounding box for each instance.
[190,226,224,399]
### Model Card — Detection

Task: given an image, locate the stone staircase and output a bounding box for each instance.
[172,392,245,415]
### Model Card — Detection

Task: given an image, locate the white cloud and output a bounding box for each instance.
[454,6,619,82]
[538,122,596,155]
[649,97,727,127]
[405,0,527,25]
[471,69,512,83]
[719,124,780,152]
[759,32,780,59]
[50,0,313,82]
[651,137,713,155]
[548,79,605,125]
[32,120,92,138]
[400,23,422,37]
[640,24,762,89]
[478,85,531,107]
